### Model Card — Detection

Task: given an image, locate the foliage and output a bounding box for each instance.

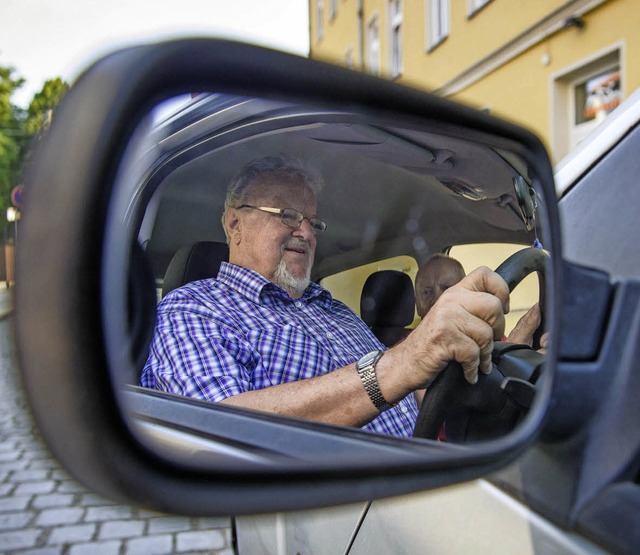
[0,69,68,235]
[0,66,26,236]
[25,77,69,136]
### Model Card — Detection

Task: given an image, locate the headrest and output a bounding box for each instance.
[162,241,229,297]
[360,270,415,328]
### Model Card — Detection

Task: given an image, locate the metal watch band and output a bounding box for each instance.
[356,350,396,413]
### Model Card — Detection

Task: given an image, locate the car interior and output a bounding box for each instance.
[112,92,549,452]
[137,95,542,290]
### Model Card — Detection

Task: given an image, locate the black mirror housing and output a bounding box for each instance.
[15,39,561,515]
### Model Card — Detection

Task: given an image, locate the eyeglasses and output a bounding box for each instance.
[237,205,327,233]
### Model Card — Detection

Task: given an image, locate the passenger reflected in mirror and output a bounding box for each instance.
[140,154,514,439]
[415,254,466,319]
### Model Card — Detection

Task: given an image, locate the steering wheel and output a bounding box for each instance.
[413,247,548,441]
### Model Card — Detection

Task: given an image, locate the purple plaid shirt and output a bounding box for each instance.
[141,262,418,437]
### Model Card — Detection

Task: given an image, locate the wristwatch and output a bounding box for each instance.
[356,350,396,413]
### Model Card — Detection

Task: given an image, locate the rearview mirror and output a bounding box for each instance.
[15,39,559,515]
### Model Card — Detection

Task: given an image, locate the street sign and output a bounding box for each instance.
[11,185,24,208]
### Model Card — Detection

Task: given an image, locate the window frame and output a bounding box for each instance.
[367,14,381,76]
[426,0,449,52]
[344,47,355,69]
[467,0,491,18]
[329,0,338,20]
[388,0,403,79]
[316,0,325,42]
[550,45,623,162]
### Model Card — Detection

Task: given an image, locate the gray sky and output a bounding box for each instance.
[0,0,309,107]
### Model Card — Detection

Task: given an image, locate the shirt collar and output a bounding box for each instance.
[217,262,333,307]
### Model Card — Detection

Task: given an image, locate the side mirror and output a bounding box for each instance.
[15,39,560,515]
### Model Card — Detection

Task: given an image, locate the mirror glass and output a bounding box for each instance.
[103,92,552,468]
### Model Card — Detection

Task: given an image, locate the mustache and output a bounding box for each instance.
[281,238,310,254]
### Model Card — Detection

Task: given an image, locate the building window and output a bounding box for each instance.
[551,48,621,162]
[427,0,449,50]
[574,68,621,125]
[389,0,403,78]
[568,64,621,151]
[329,0,338,20]
[367,16,381,76]
[467,0,491,17]
[344,47,354,70]
[316,0,324,41]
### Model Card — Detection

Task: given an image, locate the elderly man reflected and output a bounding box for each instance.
[141,154,511,438]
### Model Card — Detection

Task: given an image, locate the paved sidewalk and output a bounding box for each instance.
[0,287,234,554]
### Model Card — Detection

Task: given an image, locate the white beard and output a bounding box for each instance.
[272,241,312,298]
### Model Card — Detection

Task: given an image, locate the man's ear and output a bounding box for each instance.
[224,208,242,245]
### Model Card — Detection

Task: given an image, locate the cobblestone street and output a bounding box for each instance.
[0,287,234,554]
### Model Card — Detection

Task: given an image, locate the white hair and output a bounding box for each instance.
[221,154,324,243]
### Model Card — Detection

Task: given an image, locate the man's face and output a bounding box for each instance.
[226,175,318,297]
[415,259,465,318]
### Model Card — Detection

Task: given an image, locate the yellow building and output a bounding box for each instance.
[308,1,634,331]
[310,0,638,164]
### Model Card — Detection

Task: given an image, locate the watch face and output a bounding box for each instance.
[359,350,381,367]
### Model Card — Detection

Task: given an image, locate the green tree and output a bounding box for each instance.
[0,65,26,233]
[0,74,69,232]
[25,77,69,136]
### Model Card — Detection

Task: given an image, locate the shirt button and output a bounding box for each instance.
[295,301,303,308]
[401,406,408,414]
[326,332,334,339]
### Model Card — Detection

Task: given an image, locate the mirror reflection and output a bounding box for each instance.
[113,93,549,456]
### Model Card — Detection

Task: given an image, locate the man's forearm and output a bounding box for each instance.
[219,347,412,427]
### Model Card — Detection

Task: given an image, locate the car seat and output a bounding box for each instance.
[360,270,416,347]
[127,240,159,382]
[162,241,229,297]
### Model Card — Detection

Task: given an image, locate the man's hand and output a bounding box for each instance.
[507,303,540,346]
[507,303,548,352]
[388,267,509,390]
